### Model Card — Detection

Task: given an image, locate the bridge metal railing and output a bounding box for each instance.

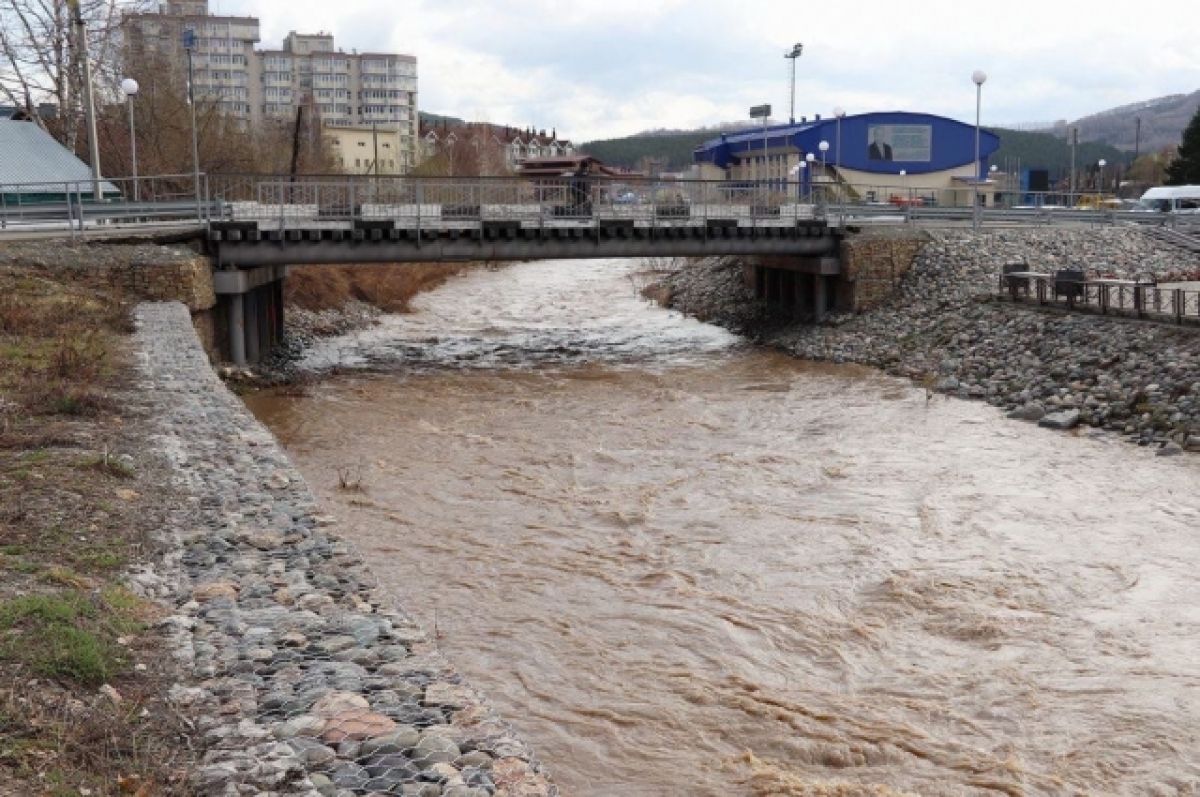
[0,173,213,236]
[204,174,820,232]
[3,171,1199,238]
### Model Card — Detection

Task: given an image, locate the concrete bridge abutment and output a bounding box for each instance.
[746,228,929,321]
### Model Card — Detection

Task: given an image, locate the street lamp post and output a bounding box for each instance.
[1070,126,1078,205]
[989,164,999,207]
[972,69,987,231]
[833,107,845,206]
[785,44,803,124]
[121,78,139,202]
[790,163,804,203]
[805,153,816,202]
[749,104,771,187]
[818,140,829,208]
[798,160,807,201]
[1098,158,1107,197]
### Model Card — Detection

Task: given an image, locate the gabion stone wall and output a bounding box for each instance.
[131,302,556,797]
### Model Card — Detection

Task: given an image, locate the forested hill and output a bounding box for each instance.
[1067,90,1200,153]
[579,130,718,171]
[580,126,1129,176]
[992,129,1127,177]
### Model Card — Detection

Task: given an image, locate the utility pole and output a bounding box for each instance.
[1070,126,1078,203]
[1134,116,1142,165]
[68,0,102,200]
[784,44,803,125]
[183,29,202,219]
[372,121,380,177]
[289,105,304,180]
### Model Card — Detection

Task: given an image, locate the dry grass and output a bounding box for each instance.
[285,262,477,313]
[0,262,197,794]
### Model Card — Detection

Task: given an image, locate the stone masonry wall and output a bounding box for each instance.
[129,302,555,797]
[839,229,930,312]
[0,241,216,312]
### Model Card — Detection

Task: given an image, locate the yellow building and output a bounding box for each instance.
[324,124,409,175]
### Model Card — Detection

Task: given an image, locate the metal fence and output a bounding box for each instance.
[999,270,1200,325]
[3,171,1200,237]
[0,173,211,236]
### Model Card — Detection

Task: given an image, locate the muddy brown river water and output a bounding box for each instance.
[245,259,1200,796]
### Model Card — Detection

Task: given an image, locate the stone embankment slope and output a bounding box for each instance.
[132,303,554,796]
[659,227,1200,453]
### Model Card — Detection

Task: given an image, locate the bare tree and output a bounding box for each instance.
[91,50,338,183]
[0,0,145,150]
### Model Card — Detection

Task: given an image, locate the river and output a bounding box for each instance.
[244,258,1200,796]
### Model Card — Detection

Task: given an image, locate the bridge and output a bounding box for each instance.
[4,172,1199,365]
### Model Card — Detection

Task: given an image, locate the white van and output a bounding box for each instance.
[1138,185,1200,213]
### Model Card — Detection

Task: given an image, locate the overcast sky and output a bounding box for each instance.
[212,0,1200,141]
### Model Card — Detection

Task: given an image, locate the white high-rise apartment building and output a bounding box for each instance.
[123,1,418,171]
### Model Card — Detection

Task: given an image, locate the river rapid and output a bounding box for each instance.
[244,258,1200,796]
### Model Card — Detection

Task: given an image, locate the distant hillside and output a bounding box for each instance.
[991,128,1127,178]
[579,130,714,171]
[1059,90,1200,154]
[580,124,1129,178]
[418,111,466,128]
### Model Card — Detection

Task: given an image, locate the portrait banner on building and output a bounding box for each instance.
[867,125,932,162]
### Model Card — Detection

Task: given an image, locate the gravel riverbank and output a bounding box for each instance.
[655,227,1200,453]
[133,302,554,796]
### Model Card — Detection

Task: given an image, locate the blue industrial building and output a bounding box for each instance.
[694,112,1001,206]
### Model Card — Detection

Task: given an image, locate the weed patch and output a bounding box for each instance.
[0,591,141,686]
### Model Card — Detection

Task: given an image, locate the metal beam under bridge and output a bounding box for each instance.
[208,220,839,268]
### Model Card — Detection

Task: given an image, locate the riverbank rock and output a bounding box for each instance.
[1039,409,1082,430]
[131,302,556,795]
[653,227,1200,452]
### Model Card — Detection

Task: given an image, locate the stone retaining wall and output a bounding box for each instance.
[0,241,215,312]
[838,228,929,312]
[129,302,555,797]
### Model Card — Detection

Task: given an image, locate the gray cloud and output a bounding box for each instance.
[215,0,1200,140]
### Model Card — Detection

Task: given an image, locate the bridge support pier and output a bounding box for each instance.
[214,264,288,366]
[748,255,841,322]
[245,289,261,364]
[228,294,246,366]
[813,273,828,323]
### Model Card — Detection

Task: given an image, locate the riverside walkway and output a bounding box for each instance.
[1000,268,1200,325]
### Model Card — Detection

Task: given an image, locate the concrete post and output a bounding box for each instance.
[228,294,246,366]
[245,289,260,364]
[274,279,286,344]
[813,274,828,322]
[258,285,270,356]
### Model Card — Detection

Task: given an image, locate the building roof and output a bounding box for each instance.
[694,111,1001,177]
[0,119,119,192]
[516,155,630,178]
